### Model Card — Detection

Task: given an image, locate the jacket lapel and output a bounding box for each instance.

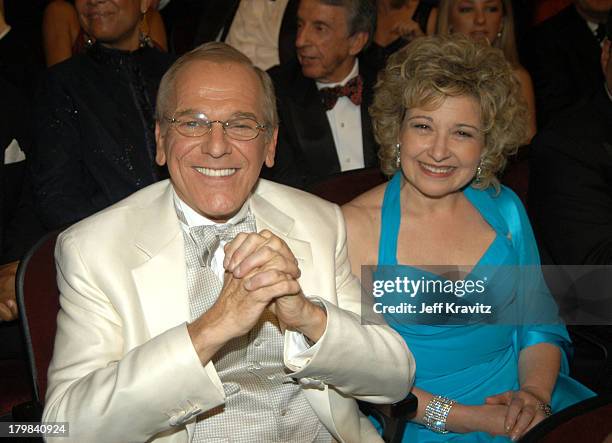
[290,76,341,175]
[131,183,190,339]
[359,58,380,168]
[278,0,298,65]
[194,0,241,44]
[360,104,378,168]
[250,181,313,277]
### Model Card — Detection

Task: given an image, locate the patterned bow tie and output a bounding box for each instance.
[319,75,363,111]
[188,212,257,267]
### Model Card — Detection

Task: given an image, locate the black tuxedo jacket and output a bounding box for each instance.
[522,5,604,129]
[0,76,45,263]
[263,59,379,190]
[528,88,612,265]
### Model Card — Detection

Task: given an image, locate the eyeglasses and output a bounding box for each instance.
[164,115,267,141]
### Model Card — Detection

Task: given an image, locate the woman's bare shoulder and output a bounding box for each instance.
[342,182,388,244]
[342,183,388,267]
[342,182,387,220]
[513,65,533,86]
[44,0,78,20]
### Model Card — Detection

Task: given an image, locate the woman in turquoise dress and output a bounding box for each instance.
[342,35,594,442]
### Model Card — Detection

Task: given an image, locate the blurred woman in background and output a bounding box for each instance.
[437,0,536,140]
[362,0,438,73]
[30,0,173,230]
[42,0,166,67]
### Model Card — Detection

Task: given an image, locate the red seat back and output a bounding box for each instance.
[309,167,387,205]
[16,231,61,404]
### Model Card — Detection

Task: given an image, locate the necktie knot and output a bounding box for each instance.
[319,75,363,111]
[188,212,257,267]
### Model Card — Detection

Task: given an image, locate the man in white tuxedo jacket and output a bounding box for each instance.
[43,42,414,443]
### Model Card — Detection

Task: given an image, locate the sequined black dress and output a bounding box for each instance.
[30,43,174,229]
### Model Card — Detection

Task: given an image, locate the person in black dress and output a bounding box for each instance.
[30,0,174,230]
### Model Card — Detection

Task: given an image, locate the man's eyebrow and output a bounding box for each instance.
[232,111,259,120]
[174,108,207,117]
[313,19,331,28]
[172,110,258,120]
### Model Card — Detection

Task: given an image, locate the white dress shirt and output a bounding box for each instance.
[0,25,11,41]
[316,60,365,172]
[225,0,289,70]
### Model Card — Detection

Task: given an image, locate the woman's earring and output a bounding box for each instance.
[139,10,153,48]
[395,143,401,169]
[496,22,504,41]
[474,161,483,184]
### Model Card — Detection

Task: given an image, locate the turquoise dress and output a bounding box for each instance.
[375,172,594,442]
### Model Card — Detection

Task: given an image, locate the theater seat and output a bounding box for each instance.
[309,167,387,205]
[520,394,612,442]
[0,358,31,417]
[14,230,61,418]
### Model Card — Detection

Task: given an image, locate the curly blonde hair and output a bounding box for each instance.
[370,34,528,191]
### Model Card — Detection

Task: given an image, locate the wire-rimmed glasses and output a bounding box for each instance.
[164,115,267,141]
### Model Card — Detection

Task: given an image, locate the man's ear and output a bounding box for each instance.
[155,122,167,166]
[264,127,279,168]
[348,31,369,57]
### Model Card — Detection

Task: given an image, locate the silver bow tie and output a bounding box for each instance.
[188,212,257,267]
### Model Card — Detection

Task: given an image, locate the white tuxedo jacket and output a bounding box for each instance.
[43,179,414,443]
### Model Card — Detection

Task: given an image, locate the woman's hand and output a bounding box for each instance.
[392,19,424,43]
[0,261,18,322]
[485,389,549,440]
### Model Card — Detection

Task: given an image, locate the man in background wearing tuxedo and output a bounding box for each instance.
[263,0,379,190]
[523,0,612,128]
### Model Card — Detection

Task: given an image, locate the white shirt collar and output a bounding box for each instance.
[0,26,11,41]
[316,59,359,90]
[586,20,599,34]
[172,187,251,230]
[586,19,605,44]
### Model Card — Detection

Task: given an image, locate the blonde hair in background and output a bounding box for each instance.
[370,34,528,192]
[436,0,520,66]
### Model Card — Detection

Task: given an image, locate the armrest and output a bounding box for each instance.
[358,393,418,443]
[12,400,43,422]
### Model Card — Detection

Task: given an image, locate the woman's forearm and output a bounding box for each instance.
[518,342,561,403]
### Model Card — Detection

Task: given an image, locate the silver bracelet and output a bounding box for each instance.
[423,395,456,433]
